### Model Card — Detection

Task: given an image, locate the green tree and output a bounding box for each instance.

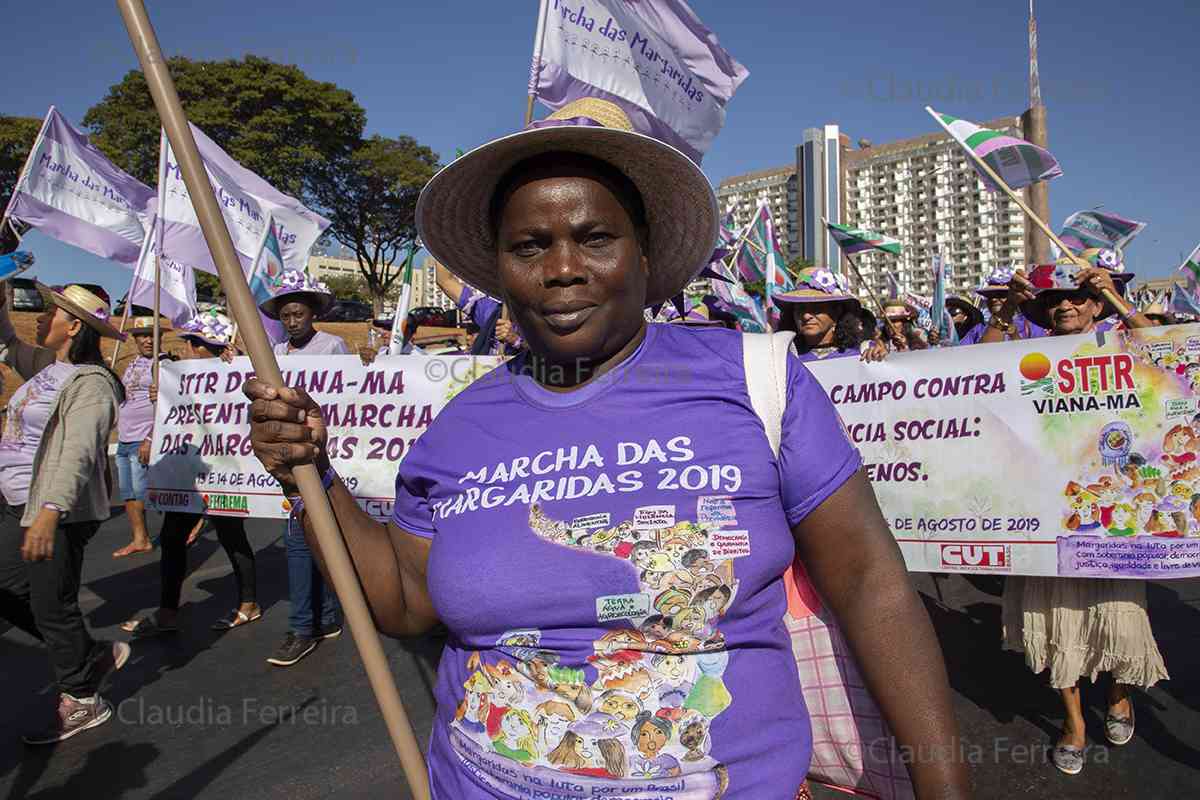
[309,135,439,315]
[1,114,43,221]
[194,271,222,301]
[83,56,366,195]
[786,256,813,278]
[323,273,368,303]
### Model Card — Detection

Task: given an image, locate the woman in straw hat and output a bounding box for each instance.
[0,283,132,744]
[244,98,969,799]
[112,314,172,559]
[120,310,261,639]
[986,254,1165,776]
[880,299,927,351]
[772,267,886,361]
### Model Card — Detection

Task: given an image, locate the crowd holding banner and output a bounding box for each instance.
[3,0,1200,796]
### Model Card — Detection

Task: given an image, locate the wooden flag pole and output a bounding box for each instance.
[152,251,161,385]
[110,265,141,369]
[115,4,432,799]
[525,0,550,125]
[925,106,1132,316]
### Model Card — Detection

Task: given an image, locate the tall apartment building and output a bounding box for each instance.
[797,125,849,272]
[712,116,1029,303]
[715,166,798,259]
[842,117,1027,301]
[412,256,455,311]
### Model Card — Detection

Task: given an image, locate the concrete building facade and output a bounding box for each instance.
[715,166,798,259]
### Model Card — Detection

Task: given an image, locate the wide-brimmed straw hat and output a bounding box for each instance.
[128,316,171,335]
[37,283,126,340]
[1020,248,1135,329]
[177,310,235,347]
[415,98,719,308]
[772,267,869,333]
[258,269,336,320]
[945,295,984,330]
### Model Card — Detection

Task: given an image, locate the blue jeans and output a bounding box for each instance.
[286,519,341,637]
[115,440,149,502]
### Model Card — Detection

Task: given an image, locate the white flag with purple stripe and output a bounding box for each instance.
[1059,209,1146,254]
[927,107,1062,192]
[530,0,748,162]
[157,124,330,276]
[5,107,154,264]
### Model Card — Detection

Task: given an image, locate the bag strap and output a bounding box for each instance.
[741,331,794,457]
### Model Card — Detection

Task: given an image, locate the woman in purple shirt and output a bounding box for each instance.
[112,316,169,559]
[243,98,969,799]
[770,267,886,362]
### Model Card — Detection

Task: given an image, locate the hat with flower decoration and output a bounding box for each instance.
[177,310,235,347]
[258,269,336,320]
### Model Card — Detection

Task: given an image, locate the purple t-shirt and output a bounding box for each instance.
[958,312,1048,345]
[392,323,861,799]
[118,355,155,442]
[272,330,349,356]
[793,345,860,363]
[0,361,80,505]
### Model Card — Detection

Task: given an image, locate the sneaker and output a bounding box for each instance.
[316,625,343,640]
[266,632,317,667]
[22,693,113,745]
[92,640,132,686]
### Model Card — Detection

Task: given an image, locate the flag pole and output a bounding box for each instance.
[152,251,161,384]
[526,0,550,125]
[924,106,1131,315]
[823,217,888,318]
[110,263,142,369]
[114,5,432,798]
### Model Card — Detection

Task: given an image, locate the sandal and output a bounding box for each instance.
[212,609,263,630]
[120,615,178,639]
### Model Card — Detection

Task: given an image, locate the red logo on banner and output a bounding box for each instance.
[940,543,1011,570]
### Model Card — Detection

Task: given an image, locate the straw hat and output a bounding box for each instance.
[415,98,719,308]
[128,316,171,335]
[258,269,336,320]
[1020,249,1135,329]
[37,283,126,340]
[177,310,235,347]
[945,295,984,330]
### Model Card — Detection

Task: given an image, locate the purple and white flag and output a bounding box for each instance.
[529,0,748,162]
[127,224,197,326]
[5,107,154,264]
[156,124,330,275]
[1058,209,1146,254]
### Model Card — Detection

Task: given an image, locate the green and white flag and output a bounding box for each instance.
[826,221,902,256]
[926,106,1063,192]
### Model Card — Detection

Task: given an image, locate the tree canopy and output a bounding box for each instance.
[1,114,44,219]
[309,134,440,314]
[83,56,366,196]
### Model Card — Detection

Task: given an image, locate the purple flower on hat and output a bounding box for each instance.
[799,268,848,295]
[1093,248,1122,271]
[985,266,1015,287]
[274,269,330,296]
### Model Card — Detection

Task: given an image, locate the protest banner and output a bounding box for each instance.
[805,323,1200,579]
[147,355,501,519]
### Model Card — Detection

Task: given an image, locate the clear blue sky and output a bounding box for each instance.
[2,0,1196,301]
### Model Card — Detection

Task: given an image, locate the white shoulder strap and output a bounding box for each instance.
[741,331,794,457]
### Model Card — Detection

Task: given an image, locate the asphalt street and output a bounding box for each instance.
[1,511,1197,799]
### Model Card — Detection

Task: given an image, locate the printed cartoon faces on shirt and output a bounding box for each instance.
[449,501,740,790]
